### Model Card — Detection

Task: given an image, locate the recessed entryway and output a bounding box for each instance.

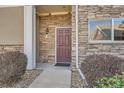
[36,5,72,65]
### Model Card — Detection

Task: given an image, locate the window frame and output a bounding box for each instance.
[88,18,124,43]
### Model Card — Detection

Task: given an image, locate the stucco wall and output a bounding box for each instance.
[0,6,24,44]
[39,14,72,63]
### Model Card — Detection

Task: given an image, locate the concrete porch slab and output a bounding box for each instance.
[29,63,71,88]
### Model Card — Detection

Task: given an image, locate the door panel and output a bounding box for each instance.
[57,28,71,63]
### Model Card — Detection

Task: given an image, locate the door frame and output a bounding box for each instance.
[55,27,72,64]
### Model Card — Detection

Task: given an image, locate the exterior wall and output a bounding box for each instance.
[78,5,124,66]
[71,5,86,88]
[0,6,24,54]
[0,45,23,53]
[39,14,72,63]
[71,6,76,70]
[0,6,24,44]
[36,15,40,62]
[71,5,124,88]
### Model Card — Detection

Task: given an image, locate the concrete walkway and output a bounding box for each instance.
[29,63,71,88]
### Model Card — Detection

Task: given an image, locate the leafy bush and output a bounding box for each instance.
[81,54,124,87]
[0,51,27,84]
[95,73,124,88]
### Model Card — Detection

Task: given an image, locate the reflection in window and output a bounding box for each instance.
[114,18,124,41]
[89,19,112,40]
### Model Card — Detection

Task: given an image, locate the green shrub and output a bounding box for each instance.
[95,73,124,88]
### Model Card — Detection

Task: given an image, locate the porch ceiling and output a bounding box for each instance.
[36,5,72,16]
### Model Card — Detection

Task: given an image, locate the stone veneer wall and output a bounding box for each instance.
[0,45,23,53]
[39,14,72,63]
[71,5,86,88]
[71,5,124,88]
[78,5,124,66]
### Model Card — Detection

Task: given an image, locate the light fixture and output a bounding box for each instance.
[45,27,49,38]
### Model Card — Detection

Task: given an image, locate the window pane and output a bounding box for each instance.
[89,19,112,40]
[114,18,124,41]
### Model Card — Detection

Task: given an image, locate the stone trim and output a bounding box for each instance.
[0,45,24,53]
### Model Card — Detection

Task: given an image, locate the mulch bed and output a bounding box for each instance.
[0,69,42,88]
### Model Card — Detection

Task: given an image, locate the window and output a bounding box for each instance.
[114,18,124,41]
[89,18,124,43]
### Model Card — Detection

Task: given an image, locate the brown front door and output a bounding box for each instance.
[57,28,71,63]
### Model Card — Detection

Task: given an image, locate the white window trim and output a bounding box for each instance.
[88,18,124,44]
